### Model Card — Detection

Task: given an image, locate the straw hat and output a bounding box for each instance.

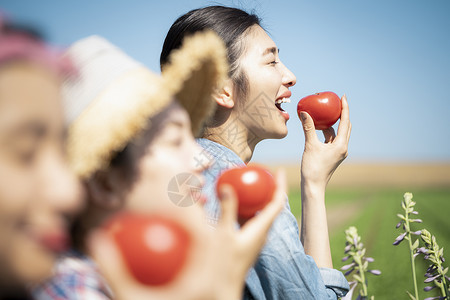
[63,31,227,179]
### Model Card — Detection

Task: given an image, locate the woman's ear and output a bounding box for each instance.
[213,79,235,109]
[85,169,126,210]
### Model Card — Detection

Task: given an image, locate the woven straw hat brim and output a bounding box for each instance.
[66,31,228,179]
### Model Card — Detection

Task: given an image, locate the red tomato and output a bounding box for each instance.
[216,165,276,220]
[297,91,341,130]
[104,212,191,286]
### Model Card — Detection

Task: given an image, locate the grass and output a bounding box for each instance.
[288,186,450,299]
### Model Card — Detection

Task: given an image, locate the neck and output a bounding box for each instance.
[71,201,114,253]
[204,116,261,163]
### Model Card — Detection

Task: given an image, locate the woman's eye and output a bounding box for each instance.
[10,124,46,166]
[19,151,36,164]
[269,60,279,66]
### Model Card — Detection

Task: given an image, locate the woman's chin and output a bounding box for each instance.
[264,129,287,140]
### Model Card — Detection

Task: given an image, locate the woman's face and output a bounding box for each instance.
[0,63,83,286]
[121,101,207,212]
[235,25,296,140]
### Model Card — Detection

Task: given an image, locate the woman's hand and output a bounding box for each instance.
[299,94,351,188]
[298,94,351,268]
[87,170,286,300]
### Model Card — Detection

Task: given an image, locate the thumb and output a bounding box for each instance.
[87,229,136,292]
[299,111,318,143]
[217,184,238,229]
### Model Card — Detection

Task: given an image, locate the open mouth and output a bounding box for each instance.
[275,97,291,121]
[275,97,290,112]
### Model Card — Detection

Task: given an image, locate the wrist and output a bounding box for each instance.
[301,175,327,198]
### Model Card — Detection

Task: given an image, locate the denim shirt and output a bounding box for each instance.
[196,138,349,300]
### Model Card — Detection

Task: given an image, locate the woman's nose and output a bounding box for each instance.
[281,62,297,87]
[39,150,85,217]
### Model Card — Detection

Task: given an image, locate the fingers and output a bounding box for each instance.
[87,230,135,291]
[322,127,336,143]
[336,94,351,144]
[299,111,319,145]
[217,184,238,230]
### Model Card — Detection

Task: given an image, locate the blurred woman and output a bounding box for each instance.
[0,16,83,299]
[160,5,351,299]
[34,32,286,300]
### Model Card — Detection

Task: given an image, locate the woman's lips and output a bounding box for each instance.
[275,98,291,121]
[279,110,290,121]
[275,91,292,121]
[37,230,70,253]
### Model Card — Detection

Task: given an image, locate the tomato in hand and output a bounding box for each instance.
[297,91,341,130]
[216,165,276,221]
[104,212,191,286]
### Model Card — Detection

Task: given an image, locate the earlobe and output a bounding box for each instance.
[86,170,124,210]
[213,79,235,109]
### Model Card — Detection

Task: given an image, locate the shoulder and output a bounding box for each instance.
[32,252,113,299]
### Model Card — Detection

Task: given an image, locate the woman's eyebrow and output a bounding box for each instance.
[262,47,279,56]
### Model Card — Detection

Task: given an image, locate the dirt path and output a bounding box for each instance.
[296,197,370,236]
[326,199,368,235]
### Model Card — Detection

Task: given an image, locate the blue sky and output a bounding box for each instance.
[2,0,449,163]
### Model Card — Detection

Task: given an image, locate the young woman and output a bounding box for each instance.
[34,32,287,300]
[0,17,83,299]
[160,6,352,299]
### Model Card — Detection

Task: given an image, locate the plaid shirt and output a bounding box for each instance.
[32,250,113,300]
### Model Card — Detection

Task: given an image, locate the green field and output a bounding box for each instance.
[288,187,450,299]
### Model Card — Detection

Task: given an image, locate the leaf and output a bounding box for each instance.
[361,248,366,257]
[406,290,416,300]
[412,239,419,249]
[422,235,432,245]
[346,235,354,244]
[397,214,406,220]
[353,273,363,283]
[402,201,407,210]
[363,260,369,270]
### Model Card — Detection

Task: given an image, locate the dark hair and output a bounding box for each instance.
[160,5,261,100]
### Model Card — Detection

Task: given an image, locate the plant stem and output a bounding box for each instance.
[406,217,419,300]
[443,280,449,299]
[407,235,419,299]
[438,281,447,299]
[360,267,368,297]
[356,256,368,296]
[437,263,449,299]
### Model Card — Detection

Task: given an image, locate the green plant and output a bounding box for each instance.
[393,192,423,300]
[418,229,449,299]
[342,226,381,299]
